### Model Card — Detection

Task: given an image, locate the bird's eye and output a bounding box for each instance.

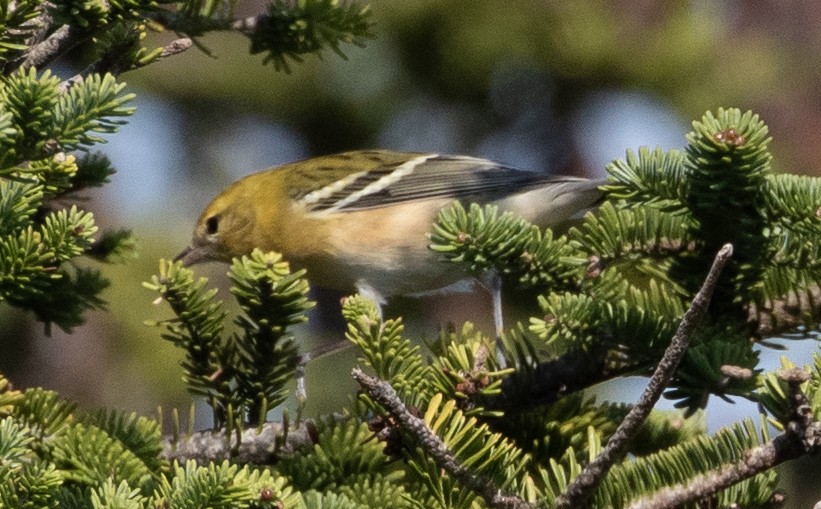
[205,215,219,235]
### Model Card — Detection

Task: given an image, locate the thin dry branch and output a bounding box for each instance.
[555,243,734,509]
[162,419,317,464]
[352,368,533,509]
[58,37,193,92]
[627,368,821,509]
[14,23,88,72]
[16,24,86,71]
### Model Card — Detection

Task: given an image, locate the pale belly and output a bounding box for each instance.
[287,198,471,296]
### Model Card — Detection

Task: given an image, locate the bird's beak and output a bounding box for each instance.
[173,246,193,265]
[173,244,214,267]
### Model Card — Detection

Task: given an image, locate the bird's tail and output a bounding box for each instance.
[501,177,606,228]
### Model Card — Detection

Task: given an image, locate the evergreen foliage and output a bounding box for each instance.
[0,0,373,331]
[1,0,820,507]
[0,67,133,332]
[144,250,313,426]
[251,0,375,71]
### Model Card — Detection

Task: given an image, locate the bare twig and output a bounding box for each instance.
[159,37,194,59]
[19,2,55,47]
[162,418,317,464]
[626,434,802,509]
[2,1,55,74]
[556,243,734,509]
[17,24,86,71]
[627,368,821,509]
[145,9,225,34]
[352,368,533,509]
[58,37,193,92]
[497,348,609,408]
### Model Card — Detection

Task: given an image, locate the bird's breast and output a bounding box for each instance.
[282,199,467,296]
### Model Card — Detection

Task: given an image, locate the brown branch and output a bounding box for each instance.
[496,348,609,408]
[497,269,819,413]
[12,4,192,77]
[626,434,803,509]
[146,9,229,34]
[2,1,55,75]
[20,2,55,47]
[555,243,734,509]
[627,368,821,509]
[16,24,87,71]
[158,37,194,59]
[352,368,533,509]
[753,283,821,338]
[58,37,192,92]
[162,419,317,465]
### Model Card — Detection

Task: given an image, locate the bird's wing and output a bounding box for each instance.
[293,152,580,213]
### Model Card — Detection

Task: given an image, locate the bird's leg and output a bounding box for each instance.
[296,339,356,400]
[478,269,507,368]
[295,356,308,404]
[295,281,386,401]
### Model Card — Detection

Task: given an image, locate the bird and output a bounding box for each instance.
[175,149,603,389]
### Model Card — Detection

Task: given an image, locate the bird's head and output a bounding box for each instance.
[175,181,256,266]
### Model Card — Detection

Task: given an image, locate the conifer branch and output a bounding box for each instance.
[147,0,374,70]
[556,243,734,509]
[21,2,57,48]
[58,37,193,92]
[16,24,86,71]
[627,368,821,509]
[352,368,533,509]
[753,283,821,338]
[161,420,318,465]
[496,348,610,407]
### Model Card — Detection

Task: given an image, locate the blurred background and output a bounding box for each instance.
[2,0,820,505]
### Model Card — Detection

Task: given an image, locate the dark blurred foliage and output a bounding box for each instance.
[129,0,821,175]
[2,1,820,505]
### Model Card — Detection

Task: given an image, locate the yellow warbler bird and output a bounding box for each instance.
[176,150,603,384]
[176,149,603,305]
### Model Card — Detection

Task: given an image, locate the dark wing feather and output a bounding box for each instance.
[307,154,566,212]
